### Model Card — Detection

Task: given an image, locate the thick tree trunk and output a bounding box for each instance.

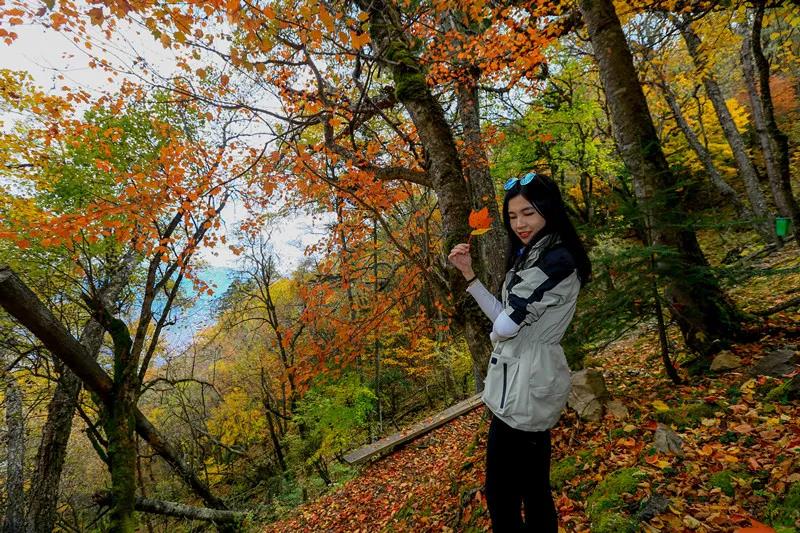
[456,69,506,294]
[26,369,80,533]
[741,32,784,215]
[360,0,495,390]
[27,320,104,532]
[3,353,25,533]
[104,393,138,532]
[578,0,743,362]
[0,266,229,512]
[95,312,138,533]
[749,1,800,244]
[658,81,753,220]
[678,19,776,244]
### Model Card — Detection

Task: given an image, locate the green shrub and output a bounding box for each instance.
[766,482,800,530]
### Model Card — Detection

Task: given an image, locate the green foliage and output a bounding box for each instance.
[591,512,639,533]
[291,373,377,465]
[709,469,736,497]
[551,455,579,490]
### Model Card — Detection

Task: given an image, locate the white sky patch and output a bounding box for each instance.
[2,18,318,273]
[198,195,334,272]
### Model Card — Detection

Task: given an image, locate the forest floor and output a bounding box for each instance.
[262,242,800,533]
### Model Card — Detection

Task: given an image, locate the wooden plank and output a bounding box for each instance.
[343,393,484,465]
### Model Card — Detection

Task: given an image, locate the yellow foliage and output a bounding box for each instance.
[207,388,266,447]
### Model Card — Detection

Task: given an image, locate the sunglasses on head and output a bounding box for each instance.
[503,172,537,191]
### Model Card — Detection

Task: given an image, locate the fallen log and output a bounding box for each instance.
[343,393,484,465]
[755,296,800,316]
[93,492,245,524]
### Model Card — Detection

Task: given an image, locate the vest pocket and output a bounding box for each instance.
[500,363,508,408]
[483,354,520,416]
[528,380,570,428]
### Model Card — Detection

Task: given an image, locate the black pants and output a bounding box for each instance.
[485,415,557,533]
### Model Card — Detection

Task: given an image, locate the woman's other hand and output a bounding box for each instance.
[447,243,475,280]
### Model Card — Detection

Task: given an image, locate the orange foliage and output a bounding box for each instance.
[0,0,566,384]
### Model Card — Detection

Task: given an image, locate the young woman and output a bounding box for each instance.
[448,172,591,532]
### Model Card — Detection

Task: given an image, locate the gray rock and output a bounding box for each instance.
[636,494,670,521]
[568,369,610,421]
[606,399,629,420]
[710,350,742,371]
[749,348,799,378]
[654,423,684,456]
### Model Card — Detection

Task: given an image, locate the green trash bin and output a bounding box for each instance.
[775,217,791,237]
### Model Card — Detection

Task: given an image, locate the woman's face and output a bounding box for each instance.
[507,194,546,245]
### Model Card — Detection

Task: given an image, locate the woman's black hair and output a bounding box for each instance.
[502,172,592,286]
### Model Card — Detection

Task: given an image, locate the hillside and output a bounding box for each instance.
[263,244,800,532]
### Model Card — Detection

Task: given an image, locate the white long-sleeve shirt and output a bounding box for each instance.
[466,279,521,343]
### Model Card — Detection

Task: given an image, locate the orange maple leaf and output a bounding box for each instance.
[468,206,493,239]
[87,7,104,25]
[467,207,493,244]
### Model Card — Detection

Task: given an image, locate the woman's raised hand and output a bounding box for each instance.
[447,243,475,279]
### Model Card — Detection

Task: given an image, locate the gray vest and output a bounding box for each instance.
[482,234,580,431]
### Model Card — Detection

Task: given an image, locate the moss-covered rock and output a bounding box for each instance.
[765,376,800,403]
[654,402,719,429]
[586,468,643,531]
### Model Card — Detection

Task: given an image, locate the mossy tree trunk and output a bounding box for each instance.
[578,0,745,365]
[96,310,138,533]
[358,0,496,390]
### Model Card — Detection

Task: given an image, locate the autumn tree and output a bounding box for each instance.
[0,75,249,530]
[577,0,746,363]
[0,0,601,391]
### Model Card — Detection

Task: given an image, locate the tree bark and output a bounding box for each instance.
[93,309,137,533]
[741,31,784,214]
[456,68,506,295]
[749,0,799,244]
[93,492,245,524]
[27,255,135,533]
[3,351,25,533]
[0,266,229,512]
[678,18,776,244]
[578,0,744,362]
[657,80,753,221]
[359,0,495,390]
